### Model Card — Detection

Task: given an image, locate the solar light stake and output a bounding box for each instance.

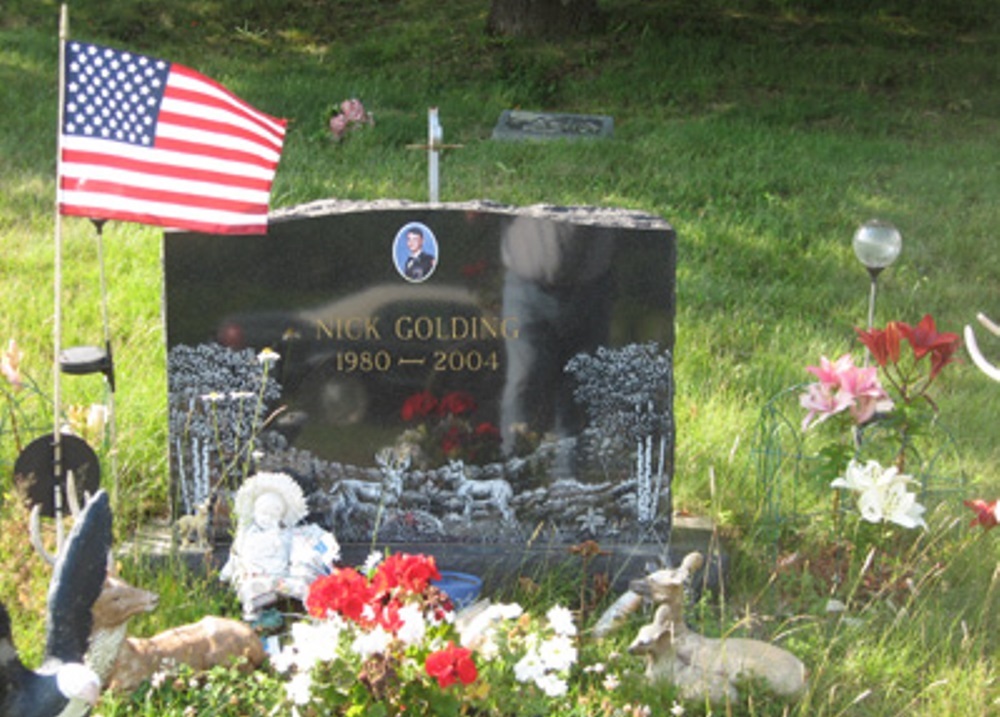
[853,219,902,330]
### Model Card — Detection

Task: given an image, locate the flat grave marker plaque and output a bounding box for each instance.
[491,110,614,141]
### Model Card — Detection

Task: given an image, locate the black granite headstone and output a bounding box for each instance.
[164,200,675,550]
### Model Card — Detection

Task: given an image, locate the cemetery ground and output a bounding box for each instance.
[2,0,998,715]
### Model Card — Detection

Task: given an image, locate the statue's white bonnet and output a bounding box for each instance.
[234,471,308,527]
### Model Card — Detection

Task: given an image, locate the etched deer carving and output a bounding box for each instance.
[627,551,807,703]
[31,477,266,693]
[965,312,1000,382]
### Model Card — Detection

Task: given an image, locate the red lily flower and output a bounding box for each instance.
[855,321,906,367]
[899,315,962,379]
[963,499,999,530]
[902,314,961,361]
[929,337,961,380]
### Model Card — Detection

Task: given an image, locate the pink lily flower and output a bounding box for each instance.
[799,382,853,430]
[837,364,892,424]
[1,339,23,389]
[805,354,855,387]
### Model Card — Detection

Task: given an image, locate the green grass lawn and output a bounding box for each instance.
[2,1,998,714]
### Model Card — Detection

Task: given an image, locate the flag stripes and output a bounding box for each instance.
[58,41,286,235]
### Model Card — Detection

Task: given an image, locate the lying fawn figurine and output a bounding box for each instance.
[31,478,266,693]
[627,551,806,703]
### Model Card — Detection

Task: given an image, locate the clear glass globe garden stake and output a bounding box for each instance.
[853,219,902,330]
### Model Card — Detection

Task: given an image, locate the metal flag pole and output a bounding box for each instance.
[93,218,119,501]
[52,4,69,496]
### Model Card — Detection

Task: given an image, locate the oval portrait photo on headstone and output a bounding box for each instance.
[394,221,438,283]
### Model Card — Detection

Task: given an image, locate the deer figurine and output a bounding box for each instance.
[627,551,807,703]
[104,615,266,693]
[174,499,211,549]
[30,477,266,693]
[965,312,1000,382]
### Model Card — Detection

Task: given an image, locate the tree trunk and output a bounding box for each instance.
[486,0,604,38]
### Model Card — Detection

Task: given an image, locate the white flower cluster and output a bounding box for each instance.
[511,605,579,698]
[831,459,927,529]
[271,619,344,705]
[272,590,451,708]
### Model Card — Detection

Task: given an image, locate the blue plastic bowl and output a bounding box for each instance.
[433,571,483,609]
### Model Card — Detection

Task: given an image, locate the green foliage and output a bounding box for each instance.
[97,662,284,716]
[0,491,56,666]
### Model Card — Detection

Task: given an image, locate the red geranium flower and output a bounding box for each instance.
[964,499,999,530]
[401,391,438,421]
[372,553,442,597]
[437,391,477,417]
[377,598,405,633]
[425,642,478,689]
[306,567,375,622]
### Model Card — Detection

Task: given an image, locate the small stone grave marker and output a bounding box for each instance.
[491,110,613,141]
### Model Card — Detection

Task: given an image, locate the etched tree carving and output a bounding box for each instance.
[566,342,673,526]
[168,343,283,514]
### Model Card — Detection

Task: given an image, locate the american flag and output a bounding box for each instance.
[58,41,287,235]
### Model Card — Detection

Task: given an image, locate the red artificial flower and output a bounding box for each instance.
[306,567,375,622]
[425,642,478,689]
[474,422,501,441]
[372,553,442,597]
[440,424,466,457]
[964,499,999,530]
[855,321,906,367]
[401,391,438,421]
[437,391,477,417]
[460,259,488,278]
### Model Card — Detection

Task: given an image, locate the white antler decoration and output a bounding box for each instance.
[964,313,1000,382]
[30,471,89,566]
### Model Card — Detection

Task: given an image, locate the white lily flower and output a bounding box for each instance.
[836,459,927,529]
[831,459,880,492]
